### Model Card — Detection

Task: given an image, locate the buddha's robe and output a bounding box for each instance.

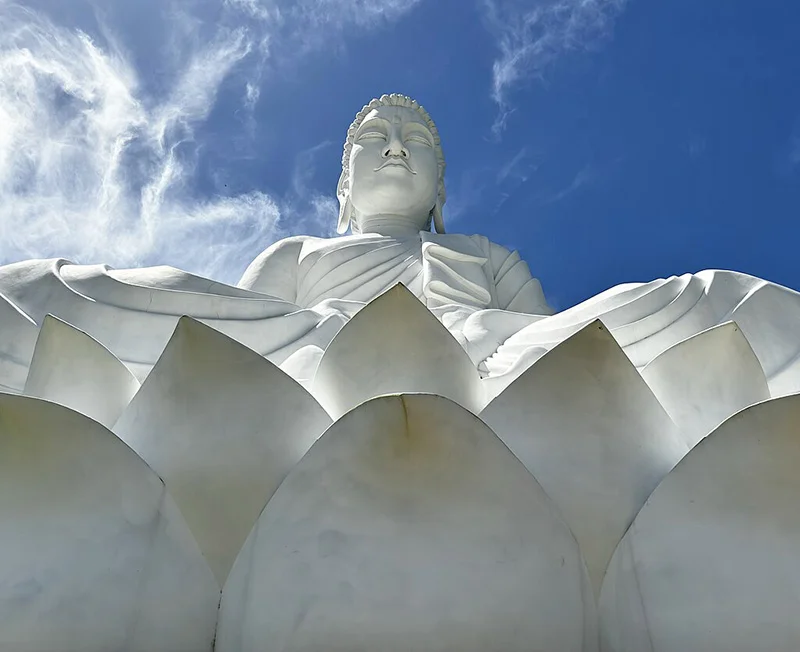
[0,232,548,392]
[1,232,799,400]
[482,269,800,398]
[0,258,341,391]
[238,232,550,313]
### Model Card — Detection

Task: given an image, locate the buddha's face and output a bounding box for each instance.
[348,105,439,227]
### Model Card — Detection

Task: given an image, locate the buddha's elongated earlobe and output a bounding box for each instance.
[337,199,353,234]
[433,200,445,234]
[336,171,352,234]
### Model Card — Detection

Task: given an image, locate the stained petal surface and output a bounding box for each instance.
[481,321,687,595]
[599,394,800,652]
[114,317,332,583]
[641,321,770,448]
[0,394,218,652]
[311,284,483,418]
[24,315,140,427]
[217,394,596,652]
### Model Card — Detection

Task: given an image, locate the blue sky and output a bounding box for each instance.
[1,0,798,310]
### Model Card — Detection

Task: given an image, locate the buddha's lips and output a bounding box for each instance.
[374,158,416,174]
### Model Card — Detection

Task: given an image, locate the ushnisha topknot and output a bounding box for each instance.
[336,93,446,234]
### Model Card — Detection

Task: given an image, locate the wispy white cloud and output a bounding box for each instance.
[482,0,627,135]
[0,3,277,282]
[253,0,424,64]
[224,0,278,23]
[496,147,539,184]
[290,0,422,30]
[284,140,338,237]
[540,163,595,204]
[0,0,424,283]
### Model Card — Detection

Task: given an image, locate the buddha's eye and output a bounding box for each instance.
[358,131,386,141]
[406,134,432,146]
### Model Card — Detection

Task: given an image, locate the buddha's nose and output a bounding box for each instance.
[382,135,409,159]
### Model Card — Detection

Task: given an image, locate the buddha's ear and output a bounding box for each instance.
[337,199,353,234]
[432,200,445,234]
[336,172,351,234]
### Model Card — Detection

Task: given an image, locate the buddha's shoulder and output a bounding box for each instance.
[255,234,319,258]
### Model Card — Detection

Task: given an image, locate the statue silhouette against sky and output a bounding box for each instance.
[1,93,799,397]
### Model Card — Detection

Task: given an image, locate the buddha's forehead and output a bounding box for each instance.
[362,105,428,128]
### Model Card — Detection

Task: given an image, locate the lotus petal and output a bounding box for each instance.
[0,292,38,393]
[217,394,597,652]
[723,281,800,396]
[481,320,687,595]
[599,394,800,652]
[0,394,218,652]
[312,284,483,418]
[23,315,140,427]
[641,322,769,449]
[114,317,332,583]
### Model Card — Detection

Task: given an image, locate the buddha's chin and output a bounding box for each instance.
[367,175,417,195]
[353,189,426,215]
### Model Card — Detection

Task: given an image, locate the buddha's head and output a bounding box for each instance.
[337,94,446,235]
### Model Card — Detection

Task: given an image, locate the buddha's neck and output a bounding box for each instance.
[357,214,427,239]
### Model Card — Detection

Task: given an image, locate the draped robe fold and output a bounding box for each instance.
[1,232,799,399]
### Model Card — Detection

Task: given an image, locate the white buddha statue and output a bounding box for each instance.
[4,94,800,652]
[237,94,551,315]
[0,94,553,390]
[1,93,799,399]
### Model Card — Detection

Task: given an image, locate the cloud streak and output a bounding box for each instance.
[482,0,627,135]
[0,3,280,282]
[0,0,424,283]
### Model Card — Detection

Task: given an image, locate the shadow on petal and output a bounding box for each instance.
[0,394,218,652]
[311,284,483,419]
[723,281,800,396]
[218,394,597,652]
[641,321,769,449]
[481,320,687,597]
[600,394,800,652]
[24,315,140,427]
[0,292,38,393]
[114,316,332,584]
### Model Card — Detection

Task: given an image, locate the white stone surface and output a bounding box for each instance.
[719,280,800,396]
[0,258,347,381]
[0,291,38,393]
[599,394,800,652]
[114,317,332,583]
[481,320,687,594]
[641,321,770,448]
[1,93,800,649]
[2,100,800,402]
[240,95,550,316]
[338,95,443,236]
[217,394,597,652]
[312,284,484,418]
[0,394,219,652]
[24,315,140,427]
[482,270,800,395]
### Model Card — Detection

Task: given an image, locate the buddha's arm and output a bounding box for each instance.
[237,236,309,302]
[488,242,554,315]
